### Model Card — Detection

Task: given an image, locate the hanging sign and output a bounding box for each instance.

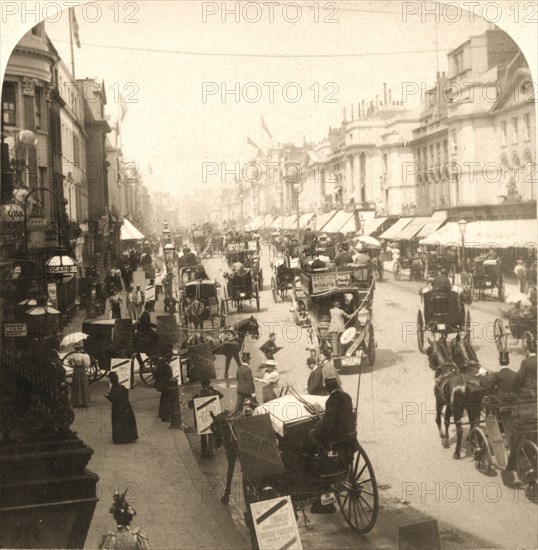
[251,496,302,550]
[194,395,221,435]
[4,323,28,337]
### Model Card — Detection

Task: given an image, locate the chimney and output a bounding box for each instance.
[383,83,387,104]
[437,71,441,80]
[376,95,379,110]
[389,89,392,103]
[442,71,446,78]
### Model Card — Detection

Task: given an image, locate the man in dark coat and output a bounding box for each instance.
[306,358,326,396]
[335,243,354,266]
[154,354,174,422]
[260,332,280,360]
[503,336,537,486]
[432,269,452,292]
[235,357,255,412]
[182,247,198,267]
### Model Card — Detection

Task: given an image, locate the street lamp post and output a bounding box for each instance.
[458,219,467,275]
[163,242,176,296]
[359,213,365,236]
[293,182,302,242]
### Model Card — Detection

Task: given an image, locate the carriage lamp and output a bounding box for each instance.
[164,242,176,263]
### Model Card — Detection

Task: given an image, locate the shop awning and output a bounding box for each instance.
[299,212,315,229]
[314,210,338,231]
[416,211,447,240]
[263,215,274,228]
[319,210,352,233]
[363,217,388,236]
[339,213,358,234]
[269,216,284,229]
[379,218,414,241]
[121,218,144,241]
[283,214,298,230]
[392,217,431,241]
[420,219,538,248]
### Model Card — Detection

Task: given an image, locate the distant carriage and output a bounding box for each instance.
[494,295,537,354]
[222,269,260,314]
[416,286,470,353]
[270,258,298,302]
[225,240,263,291]
[180,279,224,331]
[471,258,505,301]
[392,243,424,282]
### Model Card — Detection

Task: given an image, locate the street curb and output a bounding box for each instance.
[169,427,249,550]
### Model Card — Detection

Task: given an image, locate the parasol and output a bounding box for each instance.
[504,292,529,304]
[355,235,381,248]
[60,332,90,349]
[26,305,60,316]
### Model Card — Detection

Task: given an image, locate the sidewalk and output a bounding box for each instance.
[63,268,247,549]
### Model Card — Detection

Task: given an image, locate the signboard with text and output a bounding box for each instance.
[110,358,132,389]
[251,496,302,550]
[194,395,221,435]
[4,323,28,337]
[302,268,369,296]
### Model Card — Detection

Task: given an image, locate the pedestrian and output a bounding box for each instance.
[236,354,255,412]
[260,332,280,360]
[109,289,123,319]
[320,349,342,389]
[432,268,452,292]
[133,285,145,318]
[69,341,92,408]
[255,360,280,403]
[328,301,353,353]
[306,357,326,396]
[188,379,224,458]
[154,353,175,422]
[99,491,150,550]
[104,372,138,444]
[126,286,138,320]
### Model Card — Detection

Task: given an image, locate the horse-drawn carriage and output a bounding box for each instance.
[469,393,537,500]
[222,269,260,313]
[179,279,224,331]
[62,316,179,387]
[301,264,376,368]
[471,257,505,301]
[270,257,299,302]
[225,239,263,291]
[392,243,424,281]
[212,390,378,541]
[494,294,537,353]
[417,286,470,353]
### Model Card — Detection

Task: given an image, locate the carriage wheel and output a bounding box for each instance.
[220,298,228,317]
[393,260,401,281]
[140,356,157,388]
[62,351,98,385]
[465,310,471,335]
[417,310,425,353]
[493,318,507,352]
[271,277,278,303]
[258,269,264,291]
[93,359,108,381]
[367,323,376,366]
[336,443,378,533]
[469,427,494,476]
[498,274,505,302]
[516,439,538,501]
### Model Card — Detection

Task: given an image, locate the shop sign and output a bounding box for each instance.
[0,203,24,233]
[45,255,78,283]
[4,323,28,337]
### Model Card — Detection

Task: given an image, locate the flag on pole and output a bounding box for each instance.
[69,7,81,48]
[247,136,262,152]
[261,115,272,139]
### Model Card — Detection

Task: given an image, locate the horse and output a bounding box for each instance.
[186,316,259,379]
[211,410,240,504]
[426,336,482,459]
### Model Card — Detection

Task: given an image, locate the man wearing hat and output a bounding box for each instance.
[255,360,280,403]
[236,353,255,412]
[260,332,281,360]
[328,301,354,354]
[432,268,452,292]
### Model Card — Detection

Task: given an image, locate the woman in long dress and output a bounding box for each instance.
[109,289,123,319]
[69,342,91,408]
[105,372,138,444]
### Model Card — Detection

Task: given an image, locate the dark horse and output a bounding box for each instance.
[211,410,240,504]
[426,336,482,459]
[186,316,259,379]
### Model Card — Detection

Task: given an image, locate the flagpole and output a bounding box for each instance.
[69,9,76,80]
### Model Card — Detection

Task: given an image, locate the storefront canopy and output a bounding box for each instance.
[121,218,144,241]
[362,217,388,236]
[392,217,431,241]
[379,218,414,241]
[248,215,264,230]
[416,211,447,240]
[320,210,352,233]
[313,210,338,231]
[339,213,358,234]
[283,214,298,230]
[299,212,315,229]
[263,214,274,228]
[420,219,538,249]
[269,216,284,230]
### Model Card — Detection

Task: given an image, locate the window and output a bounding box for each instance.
[443,140,448,163]
[451,130,458,153]
[454,51,464,74]
[524,113,531,140]
[2,82,16,126]
[500,121,507,145]
[512,117,519,143]
[35,86,42,129]
[73,134,80,165]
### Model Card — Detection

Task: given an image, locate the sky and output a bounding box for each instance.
[0,1,535,198]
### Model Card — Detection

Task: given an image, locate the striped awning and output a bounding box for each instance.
[363,217,388,236]
[314,210,338,231]
[319,210,352,233]
[378,218,414,241]
[392,217,431,241]
[416,211,447,239]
